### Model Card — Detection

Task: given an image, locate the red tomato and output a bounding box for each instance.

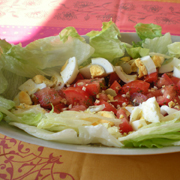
[110,80,121,94]
[156,85,177,105]
[95,100,117,114]
[156,73,174,88]
[116,108,133,134]
[130,93,148,106]
[176,81,180,94]
[147,89,162,98]
[111,94,130,107]
[62,87,94,107]
[69,105,87,111]
[171,76,180,84]
[97,92,109,101]
[72,73,84,83]
[122,80,150,95]
[144,71,158,83]
[75,78,104,96]
[108,72,121,86]
[54,103,66,113]
[57,88,66,98]
[34,87,63,108]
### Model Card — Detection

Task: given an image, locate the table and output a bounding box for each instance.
[1,0,180,179]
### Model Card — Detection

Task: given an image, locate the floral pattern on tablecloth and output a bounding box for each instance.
[0,135,75,180]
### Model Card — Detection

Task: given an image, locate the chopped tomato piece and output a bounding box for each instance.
[156,73,174,88]
[34,87,63,108]
[62,87,93,107]
[122,80,150,95]
[156,85,177,105]
[57,88,66,98]
[95,100,117,114]
[130,93,148,106]
[176,81,180,94]
[147,88,162,98]
[110,80,121,94]
[75,78,104,96]
[97,92,109,102]
[72,73,84,84]
[116,108,133,134]
[69,105,87,111]
[171,76,180,84]
[111,94,130,107]
[54,103,66,113]
[144,71,158,83]
[108,72,120,86]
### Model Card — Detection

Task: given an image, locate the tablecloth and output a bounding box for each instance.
[1,0,180,179]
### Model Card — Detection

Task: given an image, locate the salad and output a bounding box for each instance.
[1,20,180,148]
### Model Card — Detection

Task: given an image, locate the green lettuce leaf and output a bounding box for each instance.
[0,96,15,110]
[5,112,42,126]
[2,104,45,126]
[0,96,15,122]
[0,112,3,121]
[119,116,180,148]
[142,33,172,54]
[0,69,27,99]
[0,39,12,53]
[37,111,121,132]
[4,108,123,147]
[123,136,179,148]
[125,46,149,59]
[0,69,8,94]
[3,34,94,71]
[9,122,123,147]
[135,23,162,40]
[86,20,125,61]
[168,42,180,58]
[0,27,94,96]
[59,26,85,43]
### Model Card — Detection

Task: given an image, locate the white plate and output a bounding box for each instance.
[1,33,180,155]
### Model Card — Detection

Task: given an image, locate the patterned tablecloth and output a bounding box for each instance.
[1,0,180,179]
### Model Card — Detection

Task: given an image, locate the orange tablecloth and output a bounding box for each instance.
[1,0,180,179]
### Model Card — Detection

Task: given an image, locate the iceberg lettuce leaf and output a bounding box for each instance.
[86,20,125,61]
[142,33,172,54]
[125,46,149,59]
[37,111,121,132]
[10,122,123,147]
[0,39,12,53]
[59,26,85,43]
[0,69,8,94]
[0,96,15,110]
[135,23,162,40]
[168,42,180,58]
[0,27,94,96]
[119,117,180,148]
[0,69,27,99]
[4,35,94,70]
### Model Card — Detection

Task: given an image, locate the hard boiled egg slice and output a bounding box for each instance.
[160,105,179,116]
[90,64,106,78]
[60,57,79,85]
[131,119,147,131]
[79,64,91,79]
[173,64,180,78]
[19,79,46,95]
[129,107,142,123]
[91,57,114,74]
[140,55,156,74]
[115,66,137,83]
[140,97,161,123]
